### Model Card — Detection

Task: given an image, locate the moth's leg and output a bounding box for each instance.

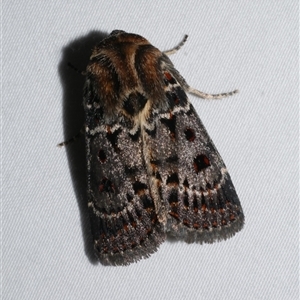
[163,35,188,56]
[57,126,85,147]
[187,87,239,100]
[67,62,86,76]
[57,62,86,147]
[163,36,238,99]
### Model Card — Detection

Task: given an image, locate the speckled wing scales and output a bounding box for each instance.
[146,54,245,243]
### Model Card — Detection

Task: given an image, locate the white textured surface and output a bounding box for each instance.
[2,1,298,299]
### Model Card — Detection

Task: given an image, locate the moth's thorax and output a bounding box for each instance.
[85,32,166,120]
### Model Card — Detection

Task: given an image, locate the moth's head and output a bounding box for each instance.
[90,30,150,60]
[109,30,126,36]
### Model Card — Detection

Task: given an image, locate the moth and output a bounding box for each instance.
[61,30,244,266]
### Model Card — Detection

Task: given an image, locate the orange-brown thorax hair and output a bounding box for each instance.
[86,32,166,119]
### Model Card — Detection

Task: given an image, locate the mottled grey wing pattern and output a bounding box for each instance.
[143,56,244,243]
[85,87,165,266]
